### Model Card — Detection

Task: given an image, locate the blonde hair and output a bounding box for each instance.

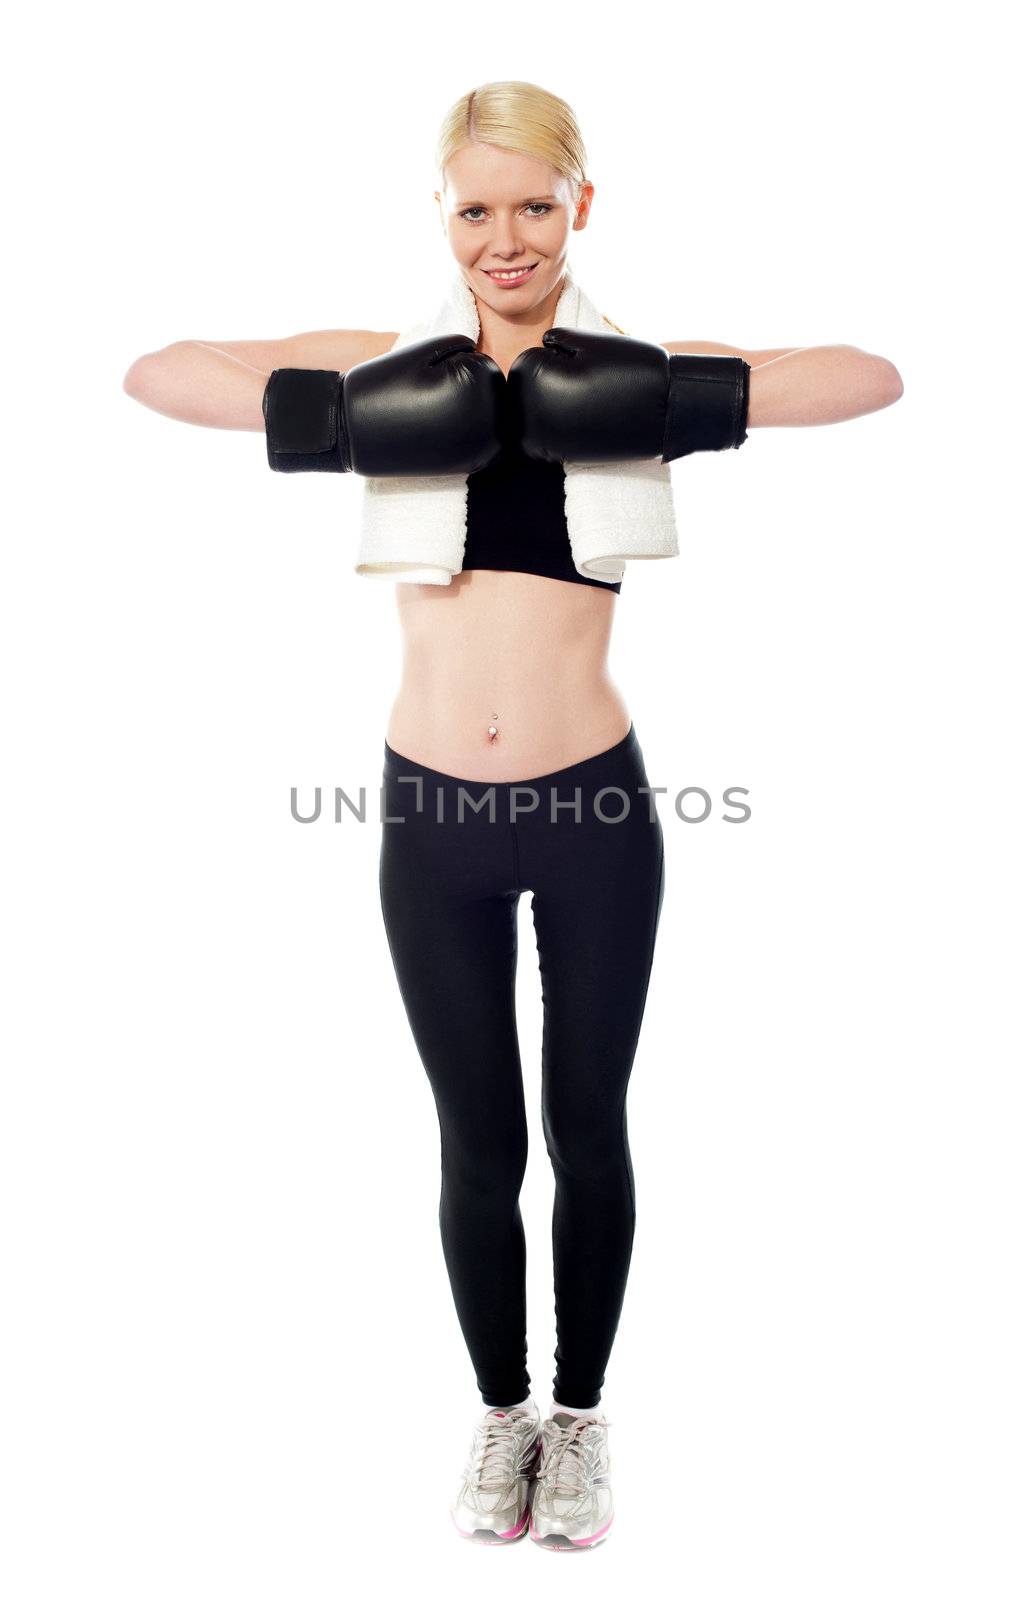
[435,81,625,334]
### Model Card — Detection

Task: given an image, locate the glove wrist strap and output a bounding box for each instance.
[663,355,750,461]
[262,368,348,472]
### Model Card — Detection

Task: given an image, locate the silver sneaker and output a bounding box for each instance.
[530,1412,614,1550]
[450,1403,543,1543]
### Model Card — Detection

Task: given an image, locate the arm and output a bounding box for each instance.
[661,339,804,365]
[662,339,904,426]
[121,329,398,431]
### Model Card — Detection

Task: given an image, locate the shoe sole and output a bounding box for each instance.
[450,1502,531,1543]
[530,1514,613,1550]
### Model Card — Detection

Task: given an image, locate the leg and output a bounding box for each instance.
[379,764,531,1407]
[523,741,666,1409]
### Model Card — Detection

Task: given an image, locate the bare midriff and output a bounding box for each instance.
[385,568,632,782]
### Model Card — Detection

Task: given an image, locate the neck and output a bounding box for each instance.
[469,270,567,356]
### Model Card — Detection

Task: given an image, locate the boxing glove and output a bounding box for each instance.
[262,335,507,476]
[508,328,750,465]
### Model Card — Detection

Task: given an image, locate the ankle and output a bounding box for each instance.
[482,1394,537,1419]
[550,1399,604,1421]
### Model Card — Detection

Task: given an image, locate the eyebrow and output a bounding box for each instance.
[453,195,557,207]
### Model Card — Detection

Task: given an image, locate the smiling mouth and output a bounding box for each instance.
[482,263,539,278]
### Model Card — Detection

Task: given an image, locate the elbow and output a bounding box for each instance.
[123,351,158,402]
[123,342,189,405]
[873,355,904,407]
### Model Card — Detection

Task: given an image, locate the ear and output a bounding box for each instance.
[573,180,595,231]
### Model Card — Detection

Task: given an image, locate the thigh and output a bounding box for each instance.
[378,793,528,1167]
[526,795,666,1141]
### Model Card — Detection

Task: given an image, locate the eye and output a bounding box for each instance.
[458,203,555,223]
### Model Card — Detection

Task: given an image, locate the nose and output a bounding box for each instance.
[489,221,522,259]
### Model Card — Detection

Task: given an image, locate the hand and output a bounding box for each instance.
[508,327,749,465]
[263,335,507,476]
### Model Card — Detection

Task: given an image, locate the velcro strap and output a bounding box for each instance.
[663,355,750,461]
[262,368,343,471]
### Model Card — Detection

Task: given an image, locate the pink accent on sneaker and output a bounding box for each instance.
[499,1504,531,1538]
[450,1502,531,1540]
[570,1515,613,1546]
[530,1512,613,1548]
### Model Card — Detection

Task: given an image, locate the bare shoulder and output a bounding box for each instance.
[661,338,802,366]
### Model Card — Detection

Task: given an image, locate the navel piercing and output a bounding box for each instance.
[488,713,499,742]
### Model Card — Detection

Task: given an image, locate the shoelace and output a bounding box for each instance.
[465,1412,539,1491]
[535,1417,611,1508]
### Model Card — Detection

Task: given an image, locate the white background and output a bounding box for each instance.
[3,1,1031,1594]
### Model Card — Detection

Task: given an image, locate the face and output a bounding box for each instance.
[436,142,593,318]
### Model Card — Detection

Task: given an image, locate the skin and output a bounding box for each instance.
[122,141,903,782]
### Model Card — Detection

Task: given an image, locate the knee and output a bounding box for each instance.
[440,1126,529,1202]
[542,1105,629,1181]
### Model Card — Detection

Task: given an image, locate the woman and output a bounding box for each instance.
[123,80,903,1550]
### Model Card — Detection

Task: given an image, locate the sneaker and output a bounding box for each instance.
[530,1411,614,1550]
[450,1403,542,1543]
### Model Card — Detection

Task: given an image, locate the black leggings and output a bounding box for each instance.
[378,722,665,1409]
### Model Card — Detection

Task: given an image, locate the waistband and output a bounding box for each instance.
[383,721,641,791]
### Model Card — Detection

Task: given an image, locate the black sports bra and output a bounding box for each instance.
[462,420,622,595]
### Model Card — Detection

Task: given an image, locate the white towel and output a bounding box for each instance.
[356,268,680,586]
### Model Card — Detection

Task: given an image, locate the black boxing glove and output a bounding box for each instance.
[262,335,506,476]
[508,327,749,465]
